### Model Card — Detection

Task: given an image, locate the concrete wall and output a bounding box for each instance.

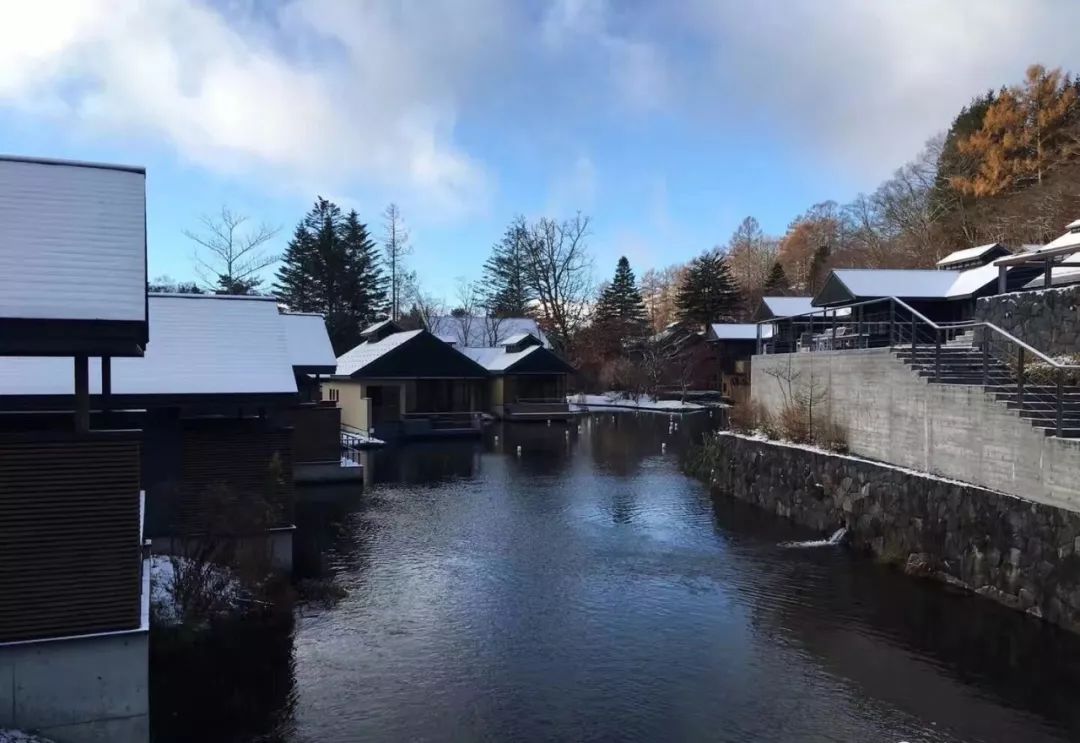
[975,284,1080,357]
[0,630,149,742]
[750,348,1080,511]
[690,433,1080,633]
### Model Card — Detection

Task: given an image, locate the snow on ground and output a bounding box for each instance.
[149,554,244,626]
[342,430,385,447]
[568,393,708,413]
[340,456,361,468]
[0,731,55,743]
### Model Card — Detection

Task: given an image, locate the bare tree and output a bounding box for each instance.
[451,277,482,345]
[407,282,445,332]
[382,203,412,320]
[640,264,685,332]
[520,213,594,350]
[185,206,279,295]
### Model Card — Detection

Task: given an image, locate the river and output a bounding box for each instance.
[152,412,1080,742]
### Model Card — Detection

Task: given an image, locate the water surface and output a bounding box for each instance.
[155,412,1080,742]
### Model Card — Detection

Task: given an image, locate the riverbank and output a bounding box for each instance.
[686,431,1080,633]
[568,393,711,413]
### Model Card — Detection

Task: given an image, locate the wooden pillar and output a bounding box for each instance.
[101,356,112,412]
[74,355,89,433]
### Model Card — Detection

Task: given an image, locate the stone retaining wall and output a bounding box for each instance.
[975,285,1080,357]
[689,432,1080,633]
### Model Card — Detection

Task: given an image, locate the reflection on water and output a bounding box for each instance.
[156,412,1080,742]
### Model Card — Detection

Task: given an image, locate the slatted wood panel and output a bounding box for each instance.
[0,435,141,643]
[291,405,341,463]
[172,421,294,536]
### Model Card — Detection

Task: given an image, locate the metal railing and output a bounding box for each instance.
[756,296,1080,437]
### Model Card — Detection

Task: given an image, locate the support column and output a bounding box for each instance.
[101,356,112,413]
[74,355,90,433]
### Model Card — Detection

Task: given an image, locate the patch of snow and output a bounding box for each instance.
[340,456,361,468]
[0,730,56,743]
[342,430,385,447]
[716,431,1039,501]
[149,554,244,627]
[568,393,709,413]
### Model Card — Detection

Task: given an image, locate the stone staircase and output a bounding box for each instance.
[894,339,1080,439]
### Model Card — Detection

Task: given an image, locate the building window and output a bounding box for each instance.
[326,388,339,402]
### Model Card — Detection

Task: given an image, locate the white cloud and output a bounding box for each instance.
[0,0,507,216]
[679,0,1080,186]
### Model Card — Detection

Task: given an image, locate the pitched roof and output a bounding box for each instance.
[460,345,576,374]
[427,316,551,348]
[707,323,772,341]
[814,267,1000,305]
[0,294,296,397]
[281,312,336,372]
[335,330,424,376]
[757,296,815,319]
[935,243,1009,268]
[0,156,146,324]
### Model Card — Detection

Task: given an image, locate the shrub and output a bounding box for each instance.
[728,399,761,433]
[779,403,812,443]
[813,417,849,454]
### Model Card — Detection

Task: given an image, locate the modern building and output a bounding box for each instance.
[326,321,490,439]
[0,293,310,568]
[0,155,150,742]
[705,323,773,403]
[459,333,576,420]
[935,243,1012,271]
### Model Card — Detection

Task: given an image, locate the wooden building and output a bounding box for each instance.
[0,294,325,567]
[326,321,489,439]
[459,333,576,420]
[705,324,770,404]
[0,155,150,741]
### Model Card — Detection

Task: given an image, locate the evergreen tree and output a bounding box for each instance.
[807,243,831,295]
[274,223,319,313]
[762,262,791,296]
[675,251,742,328]
[341,210,388,329]
[594,256,649,342]
[482,217,536,317]
[274,198,389,354]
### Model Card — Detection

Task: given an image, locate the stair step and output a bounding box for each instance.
[1008,402,1080,412]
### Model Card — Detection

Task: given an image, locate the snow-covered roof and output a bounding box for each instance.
[460,345,542,372]
[0,294,297,396]
[500,332,532,346]
[427,316,551,348]
[708,323,772,340]
[360,318,398,337]
[281,312,336,372]
[834,269,957,298]
[936,243,1007,268]
[335,330,423,376]
[760,296,815,318]
[945,263,1000,298]
[0,156,146,323]
[1021,266,1080,290]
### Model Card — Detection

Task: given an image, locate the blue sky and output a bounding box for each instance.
[2,0,1078,299]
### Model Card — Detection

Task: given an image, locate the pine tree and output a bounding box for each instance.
[762,262,791,295]
[594,256,649,342]
[274,198,389,354]
[341,210,388,329]
[482,217,536,317]
[675,251,742,329]
[274,223,320,313]
[807,243,831,295]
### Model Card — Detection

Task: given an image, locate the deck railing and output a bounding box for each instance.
[756,296,1080,437]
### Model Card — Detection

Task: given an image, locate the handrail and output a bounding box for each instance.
[980,322,1080,370]
[756,295,1080,370]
